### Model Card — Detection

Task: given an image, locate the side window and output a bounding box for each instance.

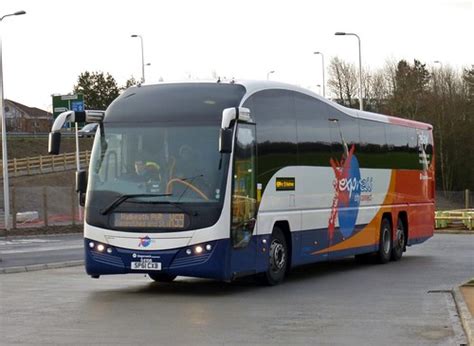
[417,129,433,170]
[328,109,359,160]
[407,128,419,169]
[385,124,409,169]
[399,127,433,171]
[243,90,297,187]
[294,93,331,166]
[358,119,387,168]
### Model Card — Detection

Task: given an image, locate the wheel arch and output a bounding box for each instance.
[381,212,393,228]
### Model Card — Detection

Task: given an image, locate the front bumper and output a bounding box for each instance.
[84,238,230,280]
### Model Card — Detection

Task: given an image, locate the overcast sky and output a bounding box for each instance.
[1,0,473,111]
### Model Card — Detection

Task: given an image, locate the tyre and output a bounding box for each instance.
[148,273,177,283]
[391,217,406,261]
[262,227,288,286]
[377,218,392,264]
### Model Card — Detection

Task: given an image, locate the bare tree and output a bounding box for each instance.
[327,57,344,102]
[328,57,358,108]
[367,69,390,112]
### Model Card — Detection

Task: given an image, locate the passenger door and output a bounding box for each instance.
[229,122,258,277]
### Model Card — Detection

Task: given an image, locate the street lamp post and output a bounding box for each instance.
[0,10,26,231]
[266,70,275,80]
[131,34,145,83]
[313,51,325,98]
[335,32,363,111]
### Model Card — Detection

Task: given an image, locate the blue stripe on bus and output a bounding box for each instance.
[84,232,432,280]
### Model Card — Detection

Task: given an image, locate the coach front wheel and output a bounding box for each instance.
[262,227,288,286]
[377,218,392,264]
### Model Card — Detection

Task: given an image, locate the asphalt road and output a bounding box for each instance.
[0,234,83,268]
[1,234,473,345]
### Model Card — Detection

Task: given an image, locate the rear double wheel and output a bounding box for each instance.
[262,227,288,286]
[391,217,406,261]
[377,217,392,264]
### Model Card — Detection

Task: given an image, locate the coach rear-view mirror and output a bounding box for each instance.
[76,170,87,194]
[48,132,61,155]
[219,128,233,153]
[76,170,88,207]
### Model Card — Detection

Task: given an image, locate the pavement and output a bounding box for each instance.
[0,233,83,273]
[1,233,473,345]
[456,281,474,344]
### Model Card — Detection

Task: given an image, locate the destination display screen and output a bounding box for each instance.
[112,213,187,229]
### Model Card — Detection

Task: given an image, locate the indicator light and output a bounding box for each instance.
[89,242,95,248]
[186,249,192,255]
[205,244,212,251]
[106,248,112,254]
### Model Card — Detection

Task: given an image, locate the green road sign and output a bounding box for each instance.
[52,94,84,118]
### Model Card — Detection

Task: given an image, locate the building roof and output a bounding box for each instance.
[5,99,52,119]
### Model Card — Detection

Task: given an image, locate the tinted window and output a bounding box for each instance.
[358,119,387,168]
[107,83,246,124]
[294,93,331,166]
[385,124,407,168]
[407,128,419,168]
[243,90,297,187]
[416,129,433,170]
[327,109,359,161]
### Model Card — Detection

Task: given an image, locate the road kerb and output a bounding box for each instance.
[0,260,84,274]
[453,286,474,344]
[435,229,474,235]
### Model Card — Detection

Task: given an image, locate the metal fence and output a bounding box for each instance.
[436,190,472,210]
[0,186,82,229]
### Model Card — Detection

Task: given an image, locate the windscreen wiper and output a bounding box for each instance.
[100,193,172,215]
[176,174,204,203]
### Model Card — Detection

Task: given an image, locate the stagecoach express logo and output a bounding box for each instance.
[328,145,374,242]
[417,130,431,172]
[138,236,152,248]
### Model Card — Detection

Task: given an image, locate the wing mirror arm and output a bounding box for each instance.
[219,107,252,153]
[48,110,105,155]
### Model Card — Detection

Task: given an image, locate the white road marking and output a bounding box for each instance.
[0,244,83,255]
[0,239,61,246]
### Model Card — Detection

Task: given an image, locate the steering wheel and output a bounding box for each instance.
[166,178,209,200]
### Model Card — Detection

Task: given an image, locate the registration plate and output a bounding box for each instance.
[131,260,162,271]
